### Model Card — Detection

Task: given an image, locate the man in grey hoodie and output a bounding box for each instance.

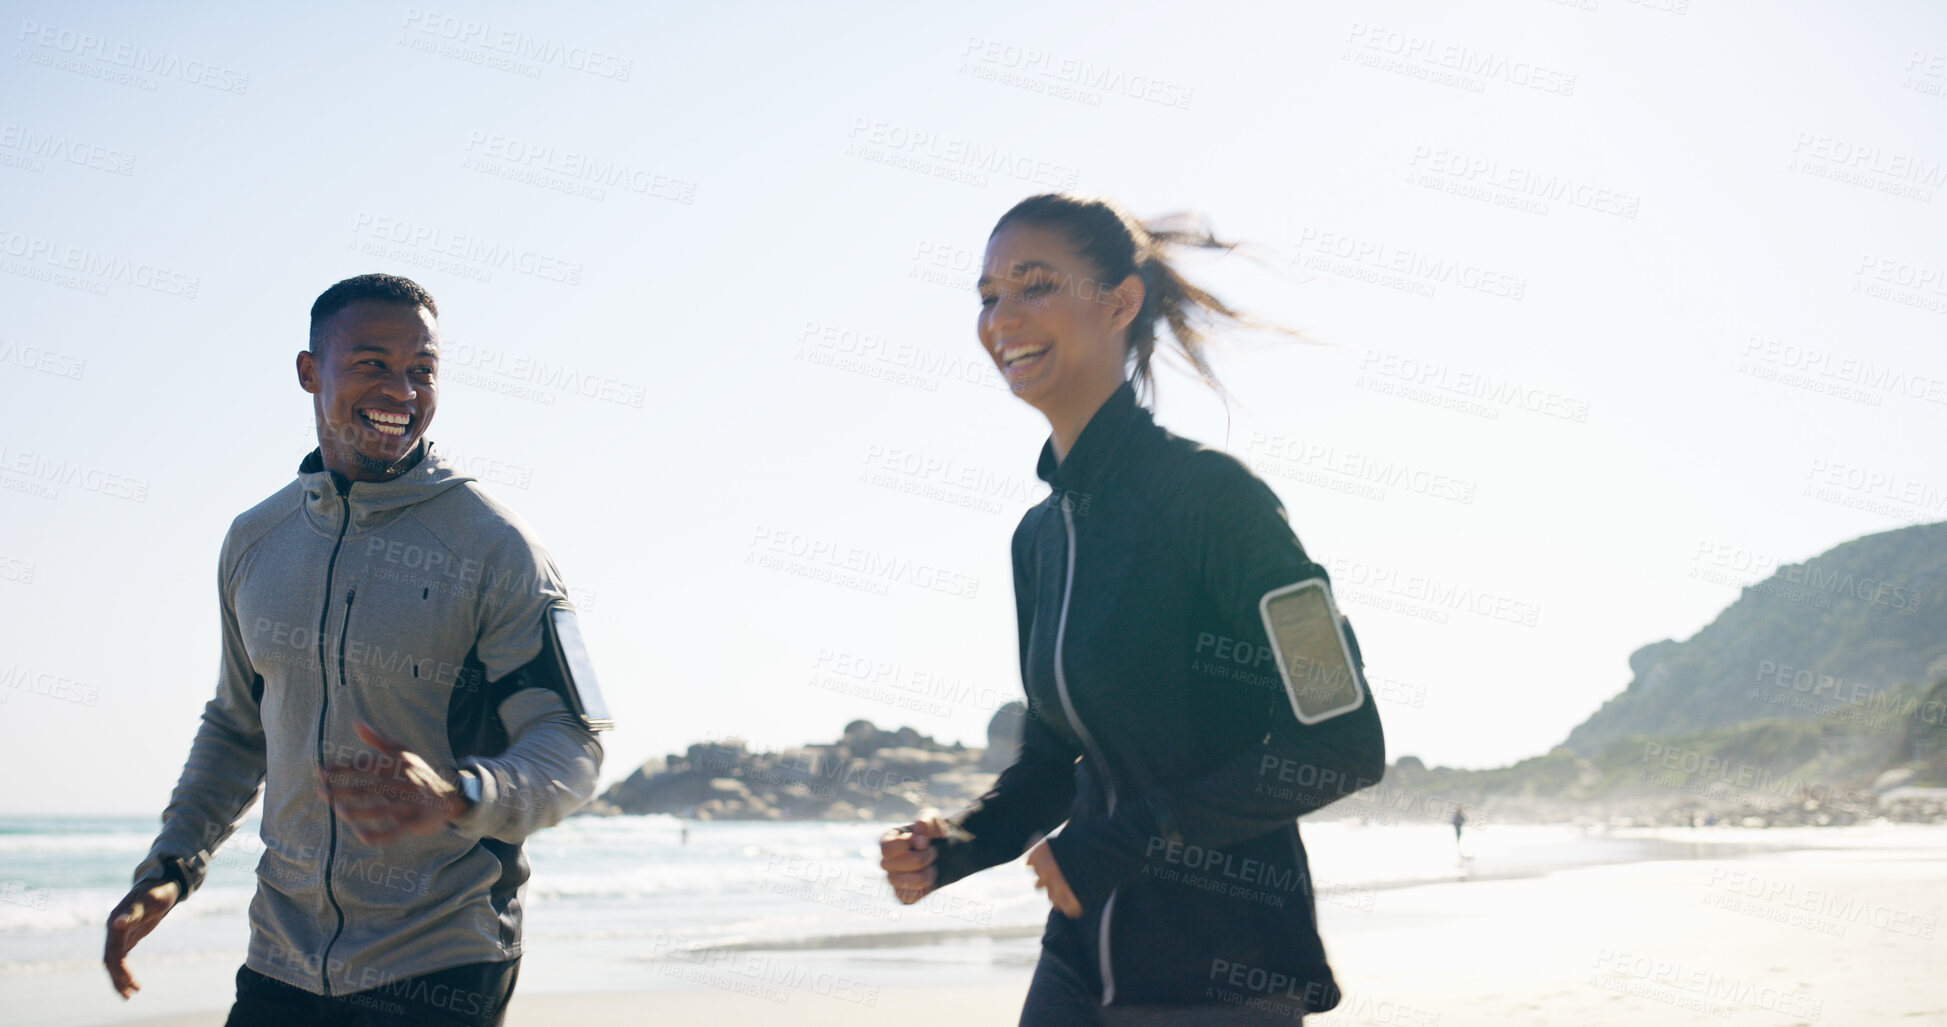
[102,274,609,1026]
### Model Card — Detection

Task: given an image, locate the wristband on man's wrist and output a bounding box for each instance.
[147,857,191,898]
[456,768,482,808]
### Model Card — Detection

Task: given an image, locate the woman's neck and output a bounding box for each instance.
[1045,375,1125,464]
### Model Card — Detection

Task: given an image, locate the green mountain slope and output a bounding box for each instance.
[1563,521,1947,756]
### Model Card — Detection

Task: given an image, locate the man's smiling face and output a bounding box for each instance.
[297,299,440,482]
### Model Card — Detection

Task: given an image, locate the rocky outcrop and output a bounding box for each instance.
[980,701,1026,771]
[596,718,1006,821]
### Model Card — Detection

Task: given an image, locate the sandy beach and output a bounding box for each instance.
[1305,829,1945,1026]
[23,823,1932,1027]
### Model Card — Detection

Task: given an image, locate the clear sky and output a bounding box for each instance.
[2,1,1942,815]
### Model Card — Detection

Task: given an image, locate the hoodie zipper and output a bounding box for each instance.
[312,491,353,996]
[1054,495,1119,1006]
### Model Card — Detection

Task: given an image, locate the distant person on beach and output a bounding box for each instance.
[1453,806,1466,847]
[880,194,1386,1024]
[102,274,610,1026]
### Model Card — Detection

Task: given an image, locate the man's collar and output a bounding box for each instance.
[298,439,428,484]
[295,440,472,531]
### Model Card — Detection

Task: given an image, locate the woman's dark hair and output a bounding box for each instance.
[991,193,1289,401]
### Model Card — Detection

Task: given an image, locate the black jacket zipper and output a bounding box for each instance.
[1054,494,1119,1005]
[313,489,353,995]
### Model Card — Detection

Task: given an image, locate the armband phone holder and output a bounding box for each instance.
[546,606,614,731]
[1258,579,1366,725]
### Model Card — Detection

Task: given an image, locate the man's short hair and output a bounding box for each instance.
[309,274,439,353]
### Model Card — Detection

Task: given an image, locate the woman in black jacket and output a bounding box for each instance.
[879,194,1387,1025]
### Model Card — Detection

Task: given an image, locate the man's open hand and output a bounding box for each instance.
[317,721,466,845]
[103,878,180,999]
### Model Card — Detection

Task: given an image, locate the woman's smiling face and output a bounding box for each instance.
[977,222,1137,409]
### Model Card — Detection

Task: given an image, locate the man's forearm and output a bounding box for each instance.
[451,688,603,843]
[135,702,267,896]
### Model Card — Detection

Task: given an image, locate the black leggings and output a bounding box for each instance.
[221,959,520,1027]
[1019,943,1307,1026]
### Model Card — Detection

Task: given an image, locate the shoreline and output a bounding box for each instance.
[14,822,1943,1026]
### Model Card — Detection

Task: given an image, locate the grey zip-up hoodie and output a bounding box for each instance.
[132,442,605,996]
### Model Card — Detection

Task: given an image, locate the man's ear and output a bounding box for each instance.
[296,349,321,394]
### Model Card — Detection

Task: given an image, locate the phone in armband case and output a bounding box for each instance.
[546,606,615,731]
[1257,578,1366,725]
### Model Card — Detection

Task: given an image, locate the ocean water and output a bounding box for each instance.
[0,813,1760,1023]
[0,814,1654,969]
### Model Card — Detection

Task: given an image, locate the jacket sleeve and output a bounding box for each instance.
[926,514,1080,890]
[1046,453,1386,913]
[447,531,604,844]
[132,527,269,898]
[449,676,604,844]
